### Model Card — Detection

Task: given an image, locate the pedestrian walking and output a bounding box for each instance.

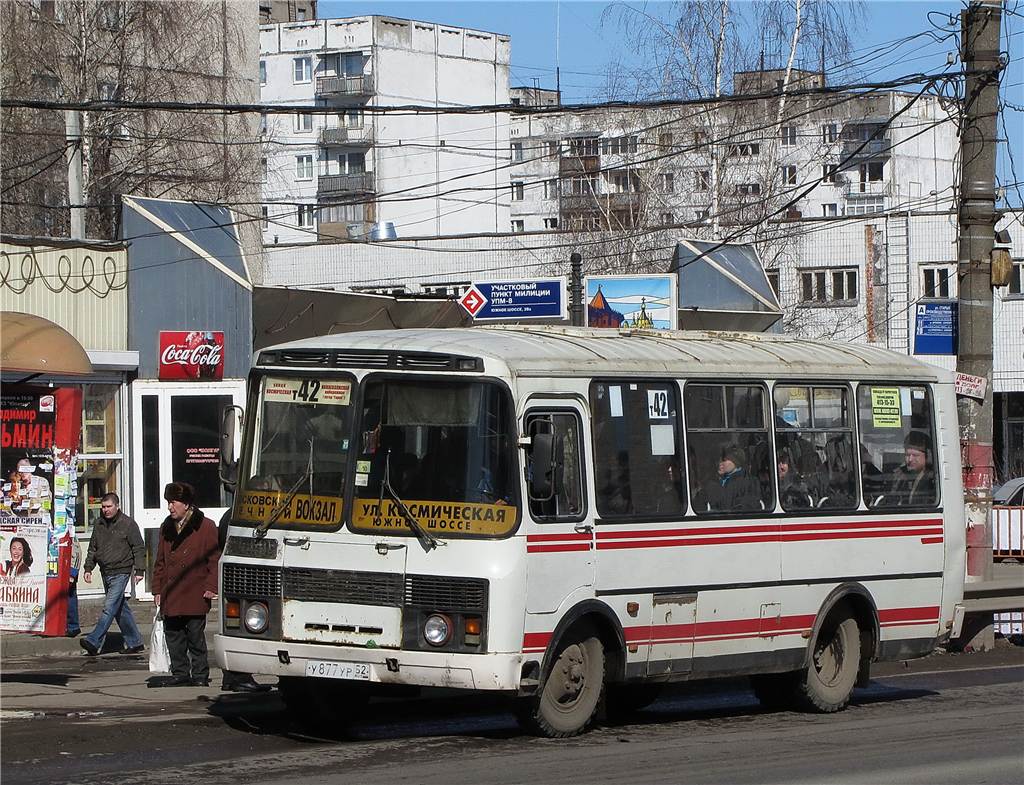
[150,482,220,688]
[79,494,146,656]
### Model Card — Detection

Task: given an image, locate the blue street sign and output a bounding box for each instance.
[462,278,567,321]
[914,301,958,355]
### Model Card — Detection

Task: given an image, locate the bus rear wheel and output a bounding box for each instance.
[516,629,605,737]
[796,614,860,712]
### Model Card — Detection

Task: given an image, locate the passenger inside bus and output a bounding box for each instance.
[702,445,761,512]
[777,449,812,509]
[883,430,936,507]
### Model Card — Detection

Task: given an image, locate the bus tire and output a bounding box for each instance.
[797,614,860,712]
[516,628,605,737]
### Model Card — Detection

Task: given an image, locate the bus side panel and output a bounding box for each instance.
[935,381,966,632]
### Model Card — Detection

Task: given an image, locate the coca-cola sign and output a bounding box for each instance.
[158,331,225,381]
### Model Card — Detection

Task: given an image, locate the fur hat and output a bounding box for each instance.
[721,444,747,467]
[163,481,195,505]
[903,430,930,453]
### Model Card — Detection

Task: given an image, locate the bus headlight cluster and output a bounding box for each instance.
[423,613,453,646]
[243,601,270,634]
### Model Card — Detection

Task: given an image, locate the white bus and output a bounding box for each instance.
[215,327,966,737]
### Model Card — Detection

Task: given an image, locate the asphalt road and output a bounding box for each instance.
[2,647,1022,785]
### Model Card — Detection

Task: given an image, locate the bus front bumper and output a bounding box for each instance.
[214,634,526,691]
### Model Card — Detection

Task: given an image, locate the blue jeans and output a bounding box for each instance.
[66,577,80,634]
[83,573,143,651]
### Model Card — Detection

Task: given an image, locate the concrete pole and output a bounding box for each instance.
[956,1,1003,650]
[570,252,583,326]
[65,109,85,239]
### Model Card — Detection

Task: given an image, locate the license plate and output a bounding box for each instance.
[304,659,371,681]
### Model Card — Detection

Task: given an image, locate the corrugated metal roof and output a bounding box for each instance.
[262,326,947,381]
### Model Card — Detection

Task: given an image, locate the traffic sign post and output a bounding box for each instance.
[458,278,567,321]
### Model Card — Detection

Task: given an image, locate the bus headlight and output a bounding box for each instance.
[243,601,269,634]
[423,613,453,646]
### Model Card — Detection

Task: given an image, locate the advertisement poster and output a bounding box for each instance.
[1,391,56,527]
[158,330,225,381]
[584,274,679,330]
[0,522,49,632]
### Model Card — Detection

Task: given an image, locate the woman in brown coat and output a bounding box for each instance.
[150,482,220,687]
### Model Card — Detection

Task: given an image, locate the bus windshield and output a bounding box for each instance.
[235,376,354,529]
[351,378,519,538]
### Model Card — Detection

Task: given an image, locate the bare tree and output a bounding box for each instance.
[0,0,259,243]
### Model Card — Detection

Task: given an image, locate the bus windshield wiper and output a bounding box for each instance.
[375,449,441,551]
[255,438,314,539]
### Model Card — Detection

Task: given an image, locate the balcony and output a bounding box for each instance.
[843,179,889,197]
[319,125,374,146]
[559,155,601,175]
[317,172,375,196]
[558,191,643,213]
[315,74,374,97]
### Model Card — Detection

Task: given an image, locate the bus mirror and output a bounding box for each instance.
[527,418,557,502]
[220,404,243,490]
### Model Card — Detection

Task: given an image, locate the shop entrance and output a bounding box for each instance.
[130,381,245,592]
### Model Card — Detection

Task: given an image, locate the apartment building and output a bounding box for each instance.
[507,70,958,235]
[260,15,511,244]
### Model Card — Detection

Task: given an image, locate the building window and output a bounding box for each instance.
[1008,261,1024,296]
[77,384,125,536]
[800,267,858,304]
[859,161,884,183]
[543,179,557,199]
[780,125,797,146]
[510,97,521,106]
[565,174,598,195]
[293,57,312,83]
[260,113,267,135]
[546,140,559,159]
[337,152,366,174]
[510,142,524,162]
[294,112,313,133]
[296,155,313,180]
[98,1,124,30]
[296,6,308,20]
[822,203,839,217]
[823,164,839,183]
[259,60,266,85]
[543,217,559,229]
[511,219,525,233]
[342,109,364,127]
[659,132,673,149]
[922,265,955,299]
[822,123,838,143]
[611,171,640,194]
[728,142,760,157]
[660,212,674,226]
[261,206,269,229]
[695,208,710,222]
[781,165,797,185]
[297,204,316,227]
[511,181,525,201]
[659,172,675,193]
[695,170,710,191]
[847,197,884,216]
[694,129,709,146]
[735,182,761,196]
[261,157,268,181]
[766,269,780,298]
[602,136,639,155]
[568,137,600,157]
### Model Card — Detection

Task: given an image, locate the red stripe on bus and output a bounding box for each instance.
[596,518,943,541]
[596,527,942,550]
[878,606,939,623]
[526,532,592,543]
[920,536,944,544]
[527,543,592,553]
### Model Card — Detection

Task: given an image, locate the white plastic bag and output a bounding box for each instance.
[149,613,171,673]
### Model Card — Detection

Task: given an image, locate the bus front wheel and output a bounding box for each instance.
[516,628,605,737]
[797,614,860,712]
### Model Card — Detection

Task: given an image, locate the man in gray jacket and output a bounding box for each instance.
[80,494,146,656]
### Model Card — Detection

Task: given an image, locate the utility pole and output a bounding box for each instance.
[569,252,583,326]
[956,0,1003,649]
[65,110,85,240]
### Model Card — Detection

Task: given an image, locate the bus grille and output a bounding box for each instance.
[405,574,488,612]
[257,349,481,372]
[222,563,281,598]
[283,568,403,606]
[224,536,278,560]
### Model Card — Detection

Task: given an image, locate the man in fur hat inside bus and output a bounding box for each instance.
[888,430,937,507]
[150,481,221,687]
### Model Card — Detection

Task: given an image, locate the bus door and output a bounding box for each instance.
[523,403,594,615]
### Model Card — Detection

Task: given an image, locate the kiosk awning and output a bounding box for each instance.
[1,312,93,376]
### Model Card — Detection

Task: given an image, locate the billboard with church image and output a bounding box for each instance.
[584,274,678,330]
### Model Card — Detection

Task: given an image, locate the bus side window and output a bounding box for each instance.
[685,383,773,514]
[525,412,584,521]
[772,385,858,512]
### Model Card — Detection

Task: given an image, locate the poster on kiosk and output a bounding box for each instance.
[1,386,82,635]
